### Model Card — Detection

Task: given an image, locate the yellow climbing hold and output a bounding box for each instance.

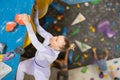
[109,65,115,70]
[76,4,80,8]
[0,54,3,62]
[104,75,109,78]
[100,38,104,42]
[83,53,88,58]
[84,38,88,42]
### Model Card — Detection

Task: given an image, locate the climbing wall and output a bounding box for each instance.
[39,0,120,69]
[0,0,34,80]
[69,57,120,80]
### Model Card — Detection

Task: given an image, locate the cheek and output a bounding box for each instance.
[50,37,54,42]
[50,39,56,45]
[57,43,63,47]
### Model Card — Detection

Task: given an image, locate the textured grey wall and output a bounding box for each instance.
[24,0,120,69]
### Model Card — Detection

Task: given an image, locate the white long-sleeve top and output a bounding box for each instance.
[25,13,60,69]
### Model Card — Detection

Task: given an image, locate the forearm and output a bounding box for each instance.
[34,10,53,38]
[64,50,69,63]
[25,23,46,51]
[36,24,52,38]
[105,52,109,60]
[105,49,109,59]
[93,52,97,59]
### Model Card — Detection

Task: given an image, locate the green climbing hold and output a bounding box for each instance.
[81,66,88,73]
[81,43,86,49]
[74,55,80,62]
[90,0,101,5]
[71,28,80,36]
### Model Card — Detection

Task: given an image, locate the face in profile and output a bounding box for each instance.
[50,36,66,51]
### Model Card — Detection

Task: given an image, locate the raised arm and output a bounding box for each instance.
[105,49,109,60]
[92,48,98,60]
[33,9,53,39]
[64,43,76,64]
[64,49,69,64]
[21,14,46,51]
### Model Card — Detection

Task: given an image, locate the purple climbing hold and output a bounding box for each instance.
[3,51,15,60]
[99,72,104,79]
[97,20,110,33]
[105,29,116,38]
[90,78,94,80]
[97,19,116,38]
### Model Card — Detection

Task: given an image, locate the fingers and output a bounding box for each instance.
[20,14,30,24]
[105,49,108,53]
[92,47,96,52]
[69,43,76,51]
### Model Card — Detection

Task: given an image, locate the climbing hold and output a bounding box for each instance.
[0,43,6,53]
[114,61,118,64]
[3,52,15,61]
[106,2,112,8]
[15,46,25,55]
[84,2,89,7]
[50,3,65,13]
[53,25,61,32]
[75,40,91,52]
[43,16,54,29]
[90,0,101,5]
[61,27,67,36]
[81,66,88,73]
[68,50,74,64]
[53,20,58,24]
[57,14,63,20]
[76,4,80,8]
[100,38,104,42]
[83,53,88,58]
[76,62,82,66]
[104,75,109,78]
[74,55,80,62]
[90,78,94,80]
[71,13,86,25]
[15,14,24,25]
[114,44,119,52]
[109,65,115,70]
[71,28,80,36]
[66,6,70,10]
[6,22,17,32]
[97,19,116,38]
[117,67,119,70]
[84,38,88,42]
[0,54,4,62]
[89,25,95,32]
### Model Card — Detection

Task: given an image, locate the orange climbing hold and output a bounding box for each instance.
[6,22,16,32]
[15,14,24,25]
